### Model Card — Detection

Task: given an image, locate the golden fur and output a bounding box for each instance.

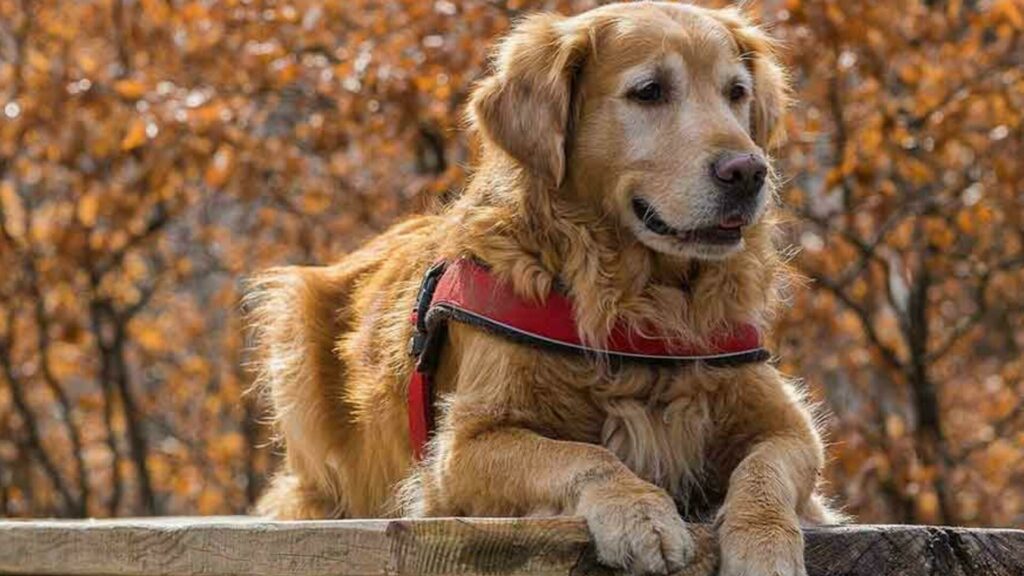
[248,3,840,575]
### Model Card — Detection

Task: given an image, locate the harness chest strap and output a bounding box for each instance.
[406,259,770,460]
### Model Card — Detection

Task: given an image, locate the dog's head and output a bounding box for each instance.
[470,2,788,260]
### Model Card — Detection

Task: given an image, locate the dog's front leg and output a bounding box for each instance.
[716,435,822,576]
[415,426,694,575]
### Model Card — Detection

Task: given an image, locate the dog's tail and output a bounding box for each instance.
[243,265,353,517]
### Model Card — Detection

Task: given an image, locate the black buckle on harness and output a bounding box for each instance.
[409,261,448,362]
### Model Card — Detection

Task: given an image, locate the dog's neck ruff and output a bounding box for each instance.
[406,258,770,460]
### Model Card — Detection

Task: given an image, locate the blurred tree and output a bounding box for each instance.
[0,0,1021,526]
[775,0,1024,525]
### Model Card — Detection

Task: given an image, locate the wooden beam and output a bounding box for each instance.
[0,516,1022,576]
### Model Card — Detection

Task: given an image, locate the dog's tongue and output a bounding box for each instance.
[719,215,745,229]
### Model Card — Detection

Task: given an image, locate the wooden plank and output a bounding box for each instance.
[0,516,1022,576]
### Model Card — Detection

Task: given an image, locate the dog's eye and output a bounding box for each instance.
[728,83,749,103]
[627,80,665,104]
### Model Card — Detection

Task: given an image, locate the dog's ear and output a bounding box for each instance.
[469,14,588,186]
[714,10,790,149]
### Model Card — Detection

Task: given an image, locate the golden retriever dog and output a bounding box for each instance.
[249,2,839,575]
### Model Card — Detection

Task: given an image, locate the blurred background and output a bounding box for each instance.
[0,0,1021,526]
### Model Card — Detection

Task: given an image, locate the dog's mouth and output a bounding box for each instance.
[631,197,745,245]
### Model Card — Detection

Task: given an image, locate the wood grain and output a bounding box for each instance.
[0,516,1021,576]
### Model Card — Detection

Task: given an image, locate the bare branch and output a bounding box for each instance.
[0,307,79,515]
[805,271,905,372]
[928,256,1024,363]
[20,195,89,516]
[24,267,89,513]
[94,201,170,279]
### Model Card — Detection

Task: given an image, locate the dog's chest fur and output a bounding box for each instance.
[590,367,722,516]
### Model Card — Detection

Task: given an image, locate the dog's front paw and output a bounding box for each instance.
[578,481,694,575]
[718,515,806,576]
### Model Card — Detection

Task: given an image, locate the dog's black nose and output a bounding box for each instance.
[711,153,767,198]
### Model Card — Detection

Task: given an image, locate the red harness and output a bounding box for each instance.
[406,259,769,459]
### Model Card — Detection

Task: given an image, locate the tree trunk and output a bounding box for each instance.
[110,321,158,515]
[905,253,957,525]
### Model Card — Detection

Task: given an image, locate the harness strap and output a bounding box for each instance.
[407,370,431,461]
[407,259,770,459]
